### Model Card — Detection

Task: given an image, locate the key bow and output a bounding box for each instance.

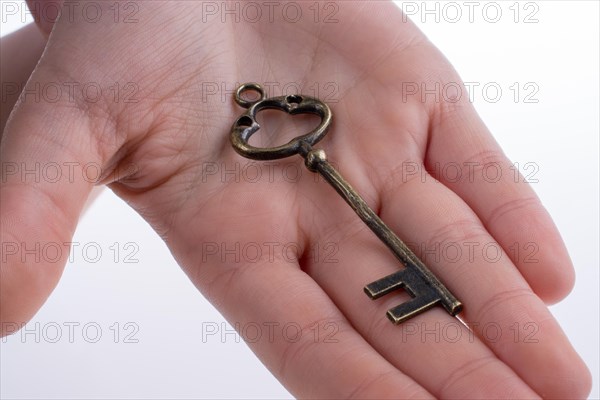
[231,82,332,161]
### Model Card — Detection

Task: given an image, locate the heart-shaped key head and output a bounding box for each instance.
[230,82,332,161]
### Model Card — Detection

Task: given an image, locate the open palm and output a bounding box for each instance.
[1,1,590,398]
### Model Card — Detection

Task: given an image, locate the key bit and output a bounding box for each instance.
[229,83,463,324]
[365,268,460,324]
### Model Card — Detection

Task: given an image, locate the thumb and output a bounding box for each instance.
[25,0,64,36]
[0,63,119,336]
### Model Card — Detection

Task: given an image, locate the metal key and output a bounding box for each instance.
[230,83,462,324]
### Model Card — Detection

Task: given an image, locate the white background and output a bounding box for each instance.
[1,1,598,398]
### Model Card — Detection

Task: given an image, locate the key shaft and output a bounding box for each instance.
[300,144,462,322]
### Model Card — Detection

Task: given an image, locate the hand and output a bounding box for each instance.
[0,23,47,134]
[1,1,591,398]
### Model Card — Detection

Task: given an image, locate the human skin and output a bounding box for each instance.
[0,1,591,398]
[0,22,102,216]
[0,23,47,135]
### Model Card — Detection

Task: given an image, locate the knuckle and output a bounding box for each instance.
[346,370,402,399]
[437,355,497,396]
[424,218,488,259]
[276,315,348,382]
[471,287,534,330]
[485,196,540,228]
[460,149,507,179]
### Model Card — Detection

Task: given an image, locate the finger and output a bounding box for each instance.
[25,0,64,36]
[425,95,574,304]
[0,23,47,134]
[308,235,541,399]
[171,188,432,399]
[298,158,539,398]
[0,65,113,334]
[373,171,591,398]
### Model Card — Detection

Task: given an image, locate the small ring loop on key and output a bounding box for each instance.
[235,82,266,108]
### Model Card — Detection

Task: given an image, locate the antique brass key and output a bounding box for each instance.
[230,83,462,324]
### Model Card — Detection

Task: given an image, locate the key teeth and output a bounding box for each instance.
[364,270,406,299]
[386,310,423,325]
[386,295,441,325]
[386,310,404,325]
[386,306,425,325]
[363,285,378,299]
[365,269,462,324]
[364,282,398,299]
